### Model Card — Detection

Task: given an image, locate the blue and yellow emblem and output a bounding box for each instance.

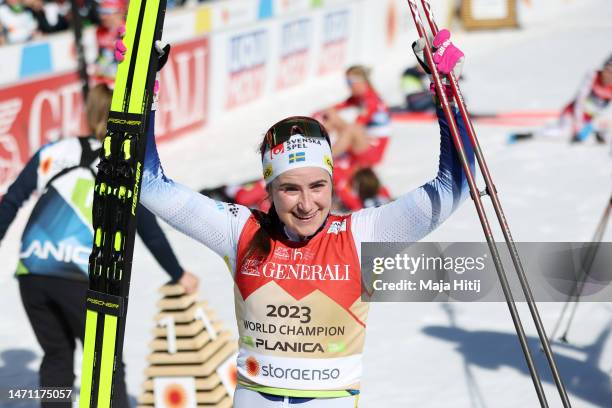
[288,152,306,163]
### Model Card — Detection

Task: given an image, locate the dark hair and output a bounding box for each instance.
[245,196,274,261]
[258,116,330,160]
[352,168,380,201]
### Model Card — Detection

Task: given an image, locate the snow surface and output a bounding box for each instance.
[1,0,611,407]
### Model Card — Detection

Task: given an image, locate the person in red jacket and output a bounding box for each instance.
[200,66,395,212]
[319,65,393,211]
[334,168,391,212]
[509,55,612,144]
[322,65,392,166]
[93,0,126,85]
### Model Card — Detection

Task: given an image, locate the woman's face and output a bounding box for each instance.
[100,12,123,29]
[271,167,332,239]
[346,74,368,96]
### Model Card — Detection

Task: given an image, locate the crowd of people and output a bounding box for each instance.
[0,0,208,45]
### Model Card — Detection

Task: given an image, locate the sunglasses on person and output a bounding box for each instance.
[346,76,365,86]
[264,116,330,149]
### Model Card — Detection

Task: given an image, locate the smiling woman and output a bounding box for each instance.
[260,117,334,240]
[271,167,332,239]
[138,29,473,408]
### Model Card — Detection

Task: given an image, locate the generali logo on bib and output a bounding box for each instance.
[238,258,357,309]
[239,247,349,282]
[237,216,360,308]
[261,262,350,282]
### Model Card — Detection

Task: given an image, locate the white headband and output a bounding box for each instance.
[261,134,334,184]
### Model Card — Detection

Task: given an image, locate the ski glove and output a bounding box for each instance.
[113,25,126,62]
[412,29,464,101]
[412,29,464,78]
[114,28,171,72]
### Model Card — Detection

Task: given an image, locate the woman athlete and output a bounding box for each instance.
[509,54,612,144]
[319,65,394,211]
[124,30,473,407]
[322,65,392,166]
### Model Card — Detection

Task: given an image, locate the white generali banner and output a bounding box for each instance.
[0,0,446,194]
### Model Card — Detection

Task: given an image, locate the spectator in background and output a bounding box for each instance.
[0,23,6,45]
[509,55,612,144]
[320,65,394,212]
[94,0,125,84]
[0,0,40,44]
[393,64,436,112]
[26,0,70,34]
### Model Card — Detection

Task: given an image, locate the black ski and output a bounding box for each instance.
[79,0,167,406]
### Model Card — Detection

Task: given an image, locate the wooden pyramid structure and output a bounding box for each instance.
[138,284,238,408]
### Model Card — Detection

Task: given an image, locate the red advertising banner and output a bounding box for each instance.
[156,36,210,142]
[0,36,210,194]
[0,72,85,194]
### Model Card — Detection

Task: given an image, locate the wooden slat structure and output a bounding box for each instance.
[138,284,238,407]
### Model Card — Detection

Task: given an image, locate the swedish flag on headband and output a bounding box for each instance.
[288,152,306,163]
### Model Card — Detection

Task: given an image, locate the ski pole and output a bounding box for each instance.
[415,2,572,406]
[550,194,611,343]
[405,1,569,406]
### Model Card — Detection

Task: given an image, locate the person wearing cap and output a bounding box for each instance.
[509,55,612,144]
[129,29,472,407]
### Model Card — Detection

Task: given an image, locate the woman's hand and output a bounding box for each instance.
[114,29,170,105]
[412,29,464,101]
[178,270,199,295]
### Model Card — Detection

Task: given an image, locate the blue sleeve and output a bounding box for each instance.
[136,203,184,282]
[351,106,475,244]
[0,151,40,242]
[140,103,252,278]
[143,110,166,183]
[436,106,475,205]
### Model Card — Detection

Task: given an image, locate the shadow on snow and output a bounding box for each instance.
[423,306,612,407]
